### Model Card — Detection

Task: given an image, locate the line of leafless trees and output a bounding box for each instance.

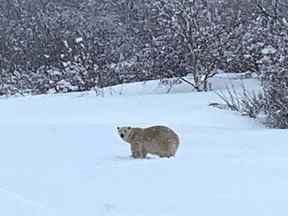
[0,0,283,94]
[0,0,288,128]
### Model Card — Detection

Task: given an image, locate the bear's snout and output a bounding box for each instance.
[120,134,124,138]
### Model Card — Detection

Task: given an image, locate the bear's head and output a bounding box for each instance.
[117,126,132,142]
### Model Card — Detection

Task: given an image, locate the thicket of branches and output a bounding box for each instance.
[1,0,288,128]
[255,0,288,128]
[0,0,270,94]
[215,0,288,128]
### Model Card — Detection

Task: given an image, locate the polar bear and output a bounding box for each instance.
[117,125,180,159]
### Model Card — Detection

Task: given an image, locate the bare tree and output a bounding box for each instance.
[138,0,246,91]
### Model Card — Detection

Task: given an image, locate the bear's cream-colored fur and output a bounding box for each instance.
[117,125,180,159]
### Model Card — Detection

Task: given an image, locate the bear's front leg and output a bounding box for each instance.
[131,143,145,159]
[141,148,147,158]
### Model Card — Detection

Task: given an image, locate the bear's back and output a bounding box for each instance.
[142,126,179,154]
[143,126,179,142]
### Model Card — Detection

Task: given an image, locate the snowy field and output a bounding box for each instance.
[0,76,288,216]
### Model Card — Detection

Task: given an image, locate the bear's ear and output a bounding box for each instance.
[116,126,120,130]
[127,126,131,130]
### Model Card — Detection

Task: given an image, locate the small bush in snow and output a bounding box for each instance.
[215,84,265,119]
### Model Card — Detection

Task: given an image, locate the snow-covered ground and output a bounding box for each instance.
[0,77,288,216]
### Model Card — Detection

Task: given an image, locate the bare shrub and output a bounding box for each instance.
[214,84,265,119]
